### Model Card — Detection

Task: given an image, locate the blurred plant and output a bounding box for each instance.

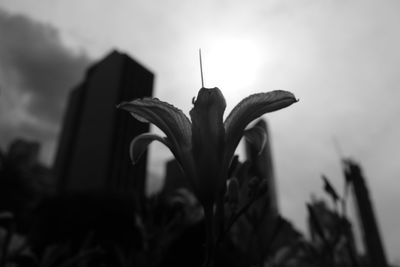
[0,139,50,266]
[137,188,204,267]
[224,152,305,267]
[0,140,38,221]
[304,174,359,267]
[118,87,297,266]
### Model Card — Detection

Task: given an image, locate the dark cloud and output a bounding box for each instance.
[0,9,91,163]
[0,9,90,123]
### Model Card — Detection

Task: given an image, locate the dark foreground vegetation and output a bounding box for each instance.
[0,88,391,266]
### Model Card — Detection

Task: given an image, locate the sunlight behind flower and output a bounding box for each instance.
[200,38,264,101]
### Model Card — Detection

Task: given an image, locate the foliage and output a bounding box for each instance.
[119,87,297,266]
[0,87,382,267]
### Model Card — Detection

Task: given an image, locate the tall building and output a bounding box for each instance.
[0,139,52,224]
[54,50,154,200]
[163,158,188,195]
[344,160,388,267]
[245,119,278,216]
[243,119,280,262]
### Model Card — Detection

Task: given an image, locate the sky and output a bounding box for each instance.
[0,0,399,263]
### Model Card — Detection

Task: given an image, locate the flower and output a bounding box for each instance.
[118,88,297,208]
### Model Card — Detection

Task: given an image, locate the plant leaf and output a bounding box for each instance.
[244,123,267,155]
[224,90,297,160]
[129,133,171,164]
[118,97,192,160]
[321,175,340,202]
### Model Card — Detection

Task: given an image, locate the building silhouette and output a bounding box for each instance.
[245,119,278,216]
[344,160,389,267]
[54,50,153,201]
[163,158,188,195]
[1,138,52,205]
[243,119,280,262]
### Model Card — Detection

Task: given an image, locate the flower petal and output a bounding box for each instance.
[129,133,171,165]
[243,122,267,155]
[130,135,200,197]
[118,97,192,158]
[190,88,226,146]
[189,87,227,204]
[224,90,297,160]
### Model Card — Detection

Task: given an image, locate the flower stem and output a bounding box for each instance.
[203,205,216,267]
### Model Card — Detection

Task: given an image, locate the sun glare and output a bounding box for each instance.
[200,38,263,95]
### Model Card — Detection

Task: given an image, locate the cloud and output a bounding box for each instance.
[0,9,91,163]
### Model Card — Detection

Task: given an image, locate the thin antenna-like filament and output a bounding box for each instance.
[199,49,204,88]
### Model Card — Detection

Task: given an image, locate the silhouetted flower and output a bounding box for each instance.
[118,87,297,208]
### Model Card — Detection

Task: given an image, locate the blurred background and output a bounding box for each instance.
[0,0,399,264]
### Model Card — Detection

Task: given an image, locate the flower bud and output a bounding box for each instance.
[227,177,240,210]
[256,179,269,198]
[248,176,261,198]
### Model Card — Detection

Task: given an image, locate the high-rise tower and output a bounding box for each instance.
[344,160,388,267]
[244,119,280,262]
[245,119,278,215]
[54,51,153,200]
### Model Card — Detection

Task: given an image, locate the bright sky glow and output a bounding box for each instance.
[200,38,263,97]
